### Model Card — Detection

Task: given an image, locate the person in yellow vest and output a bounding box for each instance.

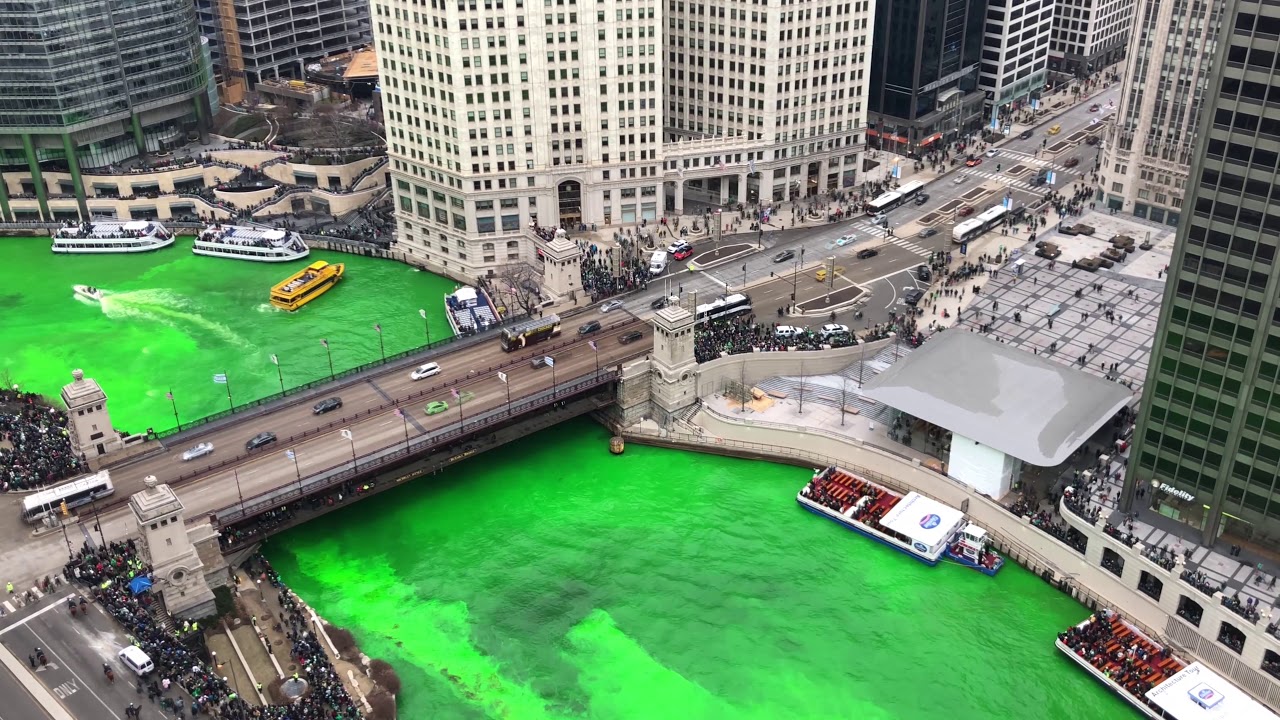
[5,582,11,594]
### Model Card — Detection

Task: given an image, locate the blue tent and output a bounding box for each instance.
[128,575,153,595]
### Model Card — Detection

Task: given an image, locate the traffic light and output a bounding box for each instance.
[59,500,69,517]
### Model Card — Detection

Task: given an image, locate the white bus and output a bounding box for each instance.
[864,179,927,215]
[694,293,752,324]
[21,470,114,524]
[953,205,1009,244]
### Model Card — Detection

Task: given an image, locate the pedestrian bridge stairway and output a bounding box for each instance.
[751,344,912,426]
[148,600,179,639]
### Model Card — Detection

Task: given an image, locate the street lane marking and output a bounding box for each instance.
[0,595,76,636]
[2,602,13,614]
[700,272,729,289]
[29,587,41,600]
[24,625,123,720]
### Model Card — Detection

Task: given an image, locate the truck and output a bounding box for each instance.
[648,250,668,275]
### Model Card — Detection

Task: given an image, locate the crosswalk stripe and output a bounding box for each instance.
[29,586,42,599]
[2,601,13,614]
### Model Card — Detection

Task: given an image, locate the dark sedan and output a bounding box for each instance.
[312,397,343,415]
[619,330,644,344]
[772,249,796,263]
[856,248,879,259]
[245,431,277,452]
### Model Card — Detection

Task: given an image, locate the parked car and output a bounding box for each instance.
[424,401,449,415]
[410,362,442,381]
[312,397,343,415]
[916,265,932,281]
[1020,129,1034,140]
[917,227,938,239]
[902,288,925,306]
[578,320,601,334]
[856,247,879,259]
[957,206,975,217]
[245,431,277,452]
[600,299,625,313]
[619,330,644,344]
[819,323,849,339]
[1063,157,1080,169]
[181,442,214,462]
[914,193,930,206]
[772,249,796,263]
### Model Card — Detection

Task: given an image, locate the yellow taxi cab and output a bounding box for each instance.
[814,266,845,282]
[1047,124,1062,135]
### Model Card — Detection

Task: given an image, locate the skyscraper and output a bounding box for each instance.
[0,0,213,220]
[373,0,873,278]
[1098,0,1224,225]
[1048,0,1135,78]
[867,0,987,155]
[979,0,1054,122]
[1123,0,1280,548]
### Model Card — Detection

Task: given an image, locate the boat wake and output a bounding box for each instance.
[96,288,251,348]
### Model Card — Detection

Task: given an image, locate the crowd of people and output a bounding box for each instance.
[0,388,83,492]
[1057,610,1180,706]
[1142,545,1178,572]
[1223,593,1264,624]
[1180,569,1222,597]
[218,479,377,550]
[66,539,364,719]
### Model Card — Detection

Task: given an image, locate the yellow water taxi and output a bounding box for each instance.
[270,260,345,311]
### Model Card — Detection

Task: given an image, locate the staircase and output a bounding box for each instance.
[148,599,178,637]
[750,343,915,425]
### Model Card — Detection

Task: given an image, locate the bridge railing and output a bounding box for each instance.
[211,366,623,527]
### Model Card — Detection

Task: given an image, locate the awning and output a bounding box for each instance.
[128,575,153,595]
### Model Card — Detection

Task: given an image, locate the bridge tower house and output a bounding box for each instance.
[130,475,218,620]
[647,303,698,425]
[60,368,125,464]
[540,228,582,303]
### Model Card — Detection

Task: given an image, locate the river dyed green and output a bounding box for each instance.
[267,419,1135,720]
[0,237,457,433]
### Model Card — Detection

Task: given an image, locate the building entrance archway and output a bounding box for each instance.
[557,180,582,228]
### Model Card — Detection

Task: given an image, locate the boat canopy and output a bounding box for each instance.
[1146,661,1279,720]
[123,221,151,231]
[451,287,479,303]
[878,492,967,555]
[263,229,287,240]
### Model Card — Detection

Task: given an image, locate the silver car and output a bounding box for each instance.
[600,299,625,313]
[181,442,214,461]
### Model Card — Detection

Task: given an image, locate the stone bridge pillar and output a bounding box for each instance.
[130,476,217,620]
[61,369,125,465]
[648,304,697,426]
[540,228,581,302]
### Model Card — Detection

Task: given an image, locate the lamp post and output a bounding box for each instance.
[588,339,599,372]
[547,356,558,396]
[798,360,805,415]
[742,263,748,291]
[166,389,181,431]
[87,494,106,548]
[418,308,431,346]
[286,449,303,499]
[498,371,512,417]
[232,466,246,509]
[270,354,285,394]
[320,339,334,380]
[394,407,410,452]
[340,429,356,471]
[374,323,386,362]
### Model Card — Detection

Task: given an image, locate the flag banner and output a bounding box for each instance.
[588,340,598,351]
[497,371,508,384]
[374,323,382,333]
[340,429,353,440]
[320,339,328,348]
[451,388,461,399]
[419,309,427,318]
[270,354,279,365]
[165,392,173,400]
[212,374,228,384]
[394,407,404,418]
[544,356,555,367]
[749,159,756,174]
[286,450,296,460]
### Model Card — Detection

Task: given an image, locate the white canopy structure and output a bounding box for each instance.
[1146,662,1279,720]
[878,492,966,556]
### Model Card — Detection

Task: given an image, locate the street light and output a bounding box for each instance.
[269,354,285,394]
[374,323,386,362]
[320,339,334,380]
[340,428,356,471]
[418,308,432,346]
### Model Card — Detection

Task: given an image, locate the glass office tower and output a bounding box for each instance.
[0,0,211,220]
[1124,0,1280,549]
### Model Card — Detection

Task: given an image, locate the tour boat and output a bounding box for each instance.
[73,285,104,303]
[797,466,1004,575]
[194,224,309,262]
[1055,610,1186,718]
[444,286,499,336]
[51,220,174,254]
[270,260,345,311]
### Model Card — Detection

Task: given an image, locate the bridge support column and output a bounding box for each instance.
[647,304,698,427]
[539,227,581,303]
[131,476,218,620]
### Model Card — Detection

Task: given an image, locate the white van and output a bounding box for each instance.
[775,325,803,340]
[648,251,668,275]
[118,645,154,676]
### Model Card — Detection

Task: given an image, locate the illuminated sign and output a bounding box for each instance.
[1158,483,1195,502]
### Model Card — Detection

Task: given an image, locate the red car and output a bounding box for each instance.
[1089,104,1101,112]
[673,248,693,260]
[957,206,975,217]
[964,157,983,167]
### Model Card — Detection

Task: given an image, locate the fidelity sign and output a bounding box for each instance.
[1158,483,1195,502]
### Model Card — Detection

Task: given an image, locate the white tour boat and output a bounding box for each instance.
[444,286,499,336]
[73,285,104,303]
[51,220,174,254]
[193,224,309,262]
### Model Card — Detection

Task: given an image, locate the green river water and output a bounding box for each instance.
[2,239,1135,720]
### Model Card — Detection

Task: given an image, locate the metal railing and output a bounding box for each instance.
[212,366,624,526]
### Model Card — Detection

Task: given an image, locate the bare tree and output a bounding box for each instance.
[493,263,544,317]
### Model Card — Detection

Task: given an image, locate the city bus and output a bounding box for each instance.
[864,180,927,215]
[953,205,1009,244]
[498,314,562,351]
[21,470,114,524]
[694,293,752,324]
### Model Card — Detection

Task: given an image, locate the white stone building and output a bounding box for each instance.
[980,0,1055,119]
[371,0,873,279]
[1049,0,1135,78]
[1098,0,1225,225]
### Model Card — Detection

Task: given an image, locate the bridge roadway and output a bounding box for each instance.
[0,308,653,578]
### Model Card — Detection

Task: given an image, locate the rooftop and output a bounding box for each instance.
[860,331,1133,466]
